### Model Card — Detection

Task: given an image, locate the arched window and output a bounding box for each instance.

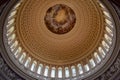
[89,59,96,68]
[37,64,43,74]
[99,2,105,8]
[103,11,111,18]
[14,2,21,9]
[51,67,56,78]
[102,41,110,52]
[14,46,21,58]
[106,26,113,37]
[98,47,106,58]
[19,52,26,64]
[8,18,15,24]
[7,27,14,36]
[71,66,76,77]
[94,52,101,63]
[8,10,17,19]
[77,64,83,74]
[104,34,112,45]
[30,61,37,72]
[84,64,90,72]
[58,67,62,78]
[10,40,18,52]
[44,66,49,77]
[65,67,70,78]
[8,33,15,44]
[105,19,113,28]
[24,57,31,68]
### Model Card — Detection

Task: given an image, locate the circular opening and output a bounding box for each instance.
[44,4,76,34]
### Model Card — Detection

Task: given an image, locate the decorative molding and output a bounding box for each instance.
[0,0,9,16]
[0,53,24,80]
[95,51,120,80]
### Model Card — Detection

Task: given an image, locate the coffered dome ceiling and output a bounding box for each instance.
[2,0,118,79]
[11,0,105,65]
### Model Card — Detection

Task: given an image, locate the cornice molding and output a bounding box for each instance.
[95,51,120,80]
[0,53,24,80]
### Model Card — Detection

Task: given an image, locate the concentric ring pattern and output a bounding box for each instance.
[4,0,116,79]
[12,0,104,65]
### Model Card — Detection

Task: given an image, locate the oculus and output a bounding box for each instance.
[44,4,76,34]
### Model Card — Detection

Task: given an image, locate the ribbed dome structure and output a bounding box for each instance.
[3,0,116,79]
